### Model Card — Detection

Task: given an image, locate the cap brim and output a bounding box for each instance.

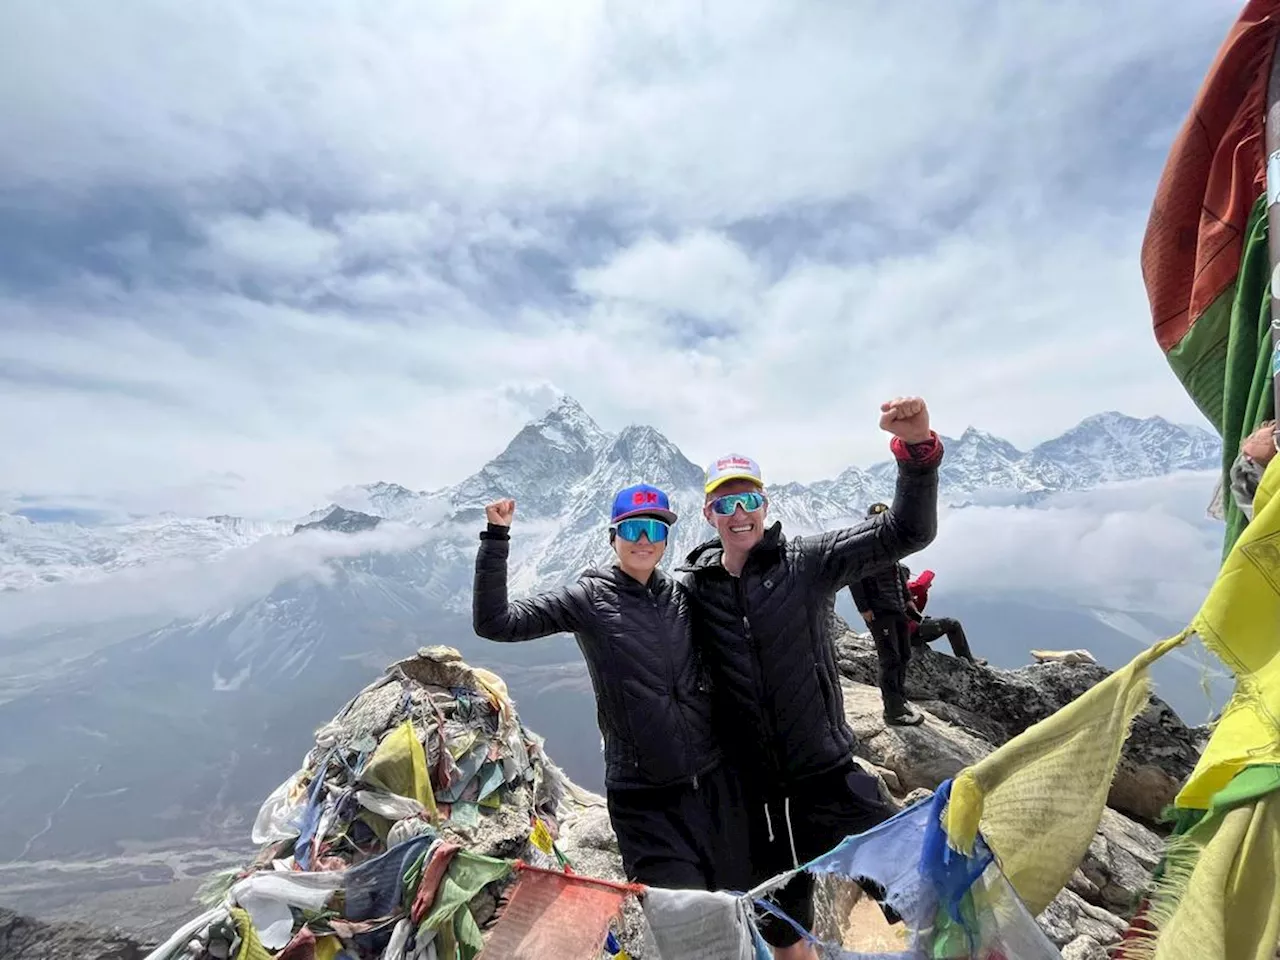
[612,508,678,524]
[705,473,763,494]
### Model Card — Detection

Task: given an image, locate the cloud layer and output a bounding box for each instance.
[0,0,1239,516]
[0,471,1221,643]
[917,472,1223,623]
[0,523,431,637]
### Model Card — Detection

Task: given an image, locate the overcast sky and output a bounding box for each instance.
[0,0,1239,519]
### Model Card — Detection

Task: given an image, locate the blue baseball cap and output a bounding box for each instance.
[610,483,678,525]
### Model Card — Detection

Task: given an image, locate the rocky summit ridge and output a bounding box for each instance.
[2,619,1202,960]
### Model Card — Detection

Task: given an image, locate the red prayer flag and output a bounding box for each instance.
[478,866,638,959]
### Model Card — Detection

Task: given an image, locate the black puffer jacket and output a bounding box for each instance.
[473,525,720,790]
[849,553,910,616]
[680,443,941,783]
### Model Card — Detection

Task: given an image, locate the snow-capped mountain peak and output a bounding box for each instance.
[445,396,611,518]
[527,394,610,454]
[951,427,1024,461]
[325,481,442,526]
[293,507,382,535]
[595,425,703,487]
[1027,412,1220,488]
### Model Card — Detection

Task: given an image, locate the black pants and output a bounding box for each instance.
[743,761,895,947]
[606,763,750,890]
[869,612,912,716]
[913,616,975,661]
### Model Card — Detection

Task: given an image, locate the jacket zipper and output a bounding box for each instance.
[734,572,780,778]
[652,581,700,790]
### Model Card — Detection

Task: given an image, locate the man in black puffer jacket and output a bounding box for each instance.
[473,483,746,891]
[680,397,941,958]
[849,502,923,726]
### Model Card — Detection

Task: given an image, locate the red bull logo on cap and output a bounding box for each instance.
[704,453,763,493]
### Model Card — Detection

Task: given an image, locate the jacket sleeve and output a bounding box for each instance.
[848,579,871,613]
[803,433,942,590]
[473,524,589,642]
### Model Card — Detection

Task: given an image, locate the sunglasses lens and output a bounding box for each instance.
[712,492,765,516]
[615,518,669,542]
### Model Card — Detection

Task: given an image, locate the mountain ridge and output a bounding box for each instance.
[0,400,1220,595]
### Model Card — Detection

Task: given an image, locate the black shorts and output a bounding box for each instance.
[743,761,894,947]
[606,763,751,891]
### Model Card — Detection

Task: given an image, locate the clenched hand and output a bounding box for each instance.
[879,397,932,445]
[485,498,516,527]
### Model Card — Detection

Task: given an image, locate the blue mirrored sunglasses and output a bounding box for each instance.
[612,517,670,543]
[709,491,766,516]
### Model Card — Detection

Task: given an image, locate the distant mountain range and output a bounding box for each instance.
[0,398,1222,865]
[1,398,1221,596]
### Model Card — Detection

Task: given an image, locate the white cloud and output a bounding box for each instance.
[0,1,1233,217]
[0,0,1238,515]
[914,472,1223,623]
[575,230,762,324]
[0,522,432,636]
[198,211,342,281]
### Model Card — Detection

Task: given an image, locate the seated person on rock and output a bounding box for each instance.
[472,485,746,892]
[902,566,984,666]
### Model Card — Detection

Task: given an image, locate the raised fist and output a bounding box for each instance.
[485,498,516,527]
[878,396,931,445]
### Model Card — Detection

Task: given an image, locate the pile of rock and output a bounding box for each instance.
[140,645,610,960]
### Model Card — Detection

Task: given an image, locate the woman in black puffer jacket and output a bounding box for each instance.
[472,483,745,891]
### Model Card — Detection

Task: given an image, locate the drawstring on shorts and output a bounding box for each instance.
[762,798,801,869]
[784,796,798,868]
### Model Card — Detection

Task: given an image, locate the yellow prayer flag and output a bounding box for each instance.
[943,632,1187,914]
[530,818,555,855]
[1177,462,1280,810]
[362,719,439,822]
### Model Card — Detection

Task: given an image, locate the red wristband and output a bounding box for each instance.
[890,431,943,466]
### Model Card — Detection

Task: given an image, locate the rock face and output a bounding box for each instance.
[0,908,152,960]
[5,630,1193,958]
[841,680,994,791]
[833,627,1202,823]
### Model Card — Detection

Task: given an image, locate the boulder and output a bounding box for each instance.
[1032,650,1099,665]
[0,909,151,960]
[1036,889,1128,947]
[1077,808,1163,915]
[1061,934,1110,960]
[841,680,993,792]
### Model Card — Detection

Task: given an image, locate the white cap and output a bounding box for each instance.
[704,454,763,494]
